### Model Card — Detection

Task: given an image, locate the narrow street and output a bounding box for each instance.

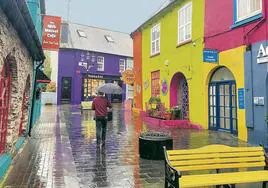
[2,104,257,188]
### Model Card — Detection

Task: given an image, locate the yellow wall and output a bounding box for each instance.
[142,0,206,126]
[203,46,247,141]
[140,0,247,141]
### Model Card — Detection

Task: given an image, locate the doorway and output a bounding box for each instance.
[61,77,72,103]
[209,67,237,135]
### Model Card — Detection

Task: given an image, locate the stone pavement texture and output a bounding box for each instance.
[2,104,262,188]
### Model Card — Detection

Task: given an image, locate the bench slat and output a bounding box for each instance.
[174,161,265,172]
[180,170,268,188]
[170,156,264,166]
[168,151,264,160]
[167,145,263,155]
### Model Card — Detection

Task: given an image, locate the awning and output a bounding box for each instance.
[36,69,50,83]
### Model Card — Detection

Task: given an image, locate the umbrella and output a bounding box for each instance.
[96,83,122,94]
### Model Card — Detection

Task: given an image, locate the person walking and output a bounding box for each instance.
[92,91,112,148]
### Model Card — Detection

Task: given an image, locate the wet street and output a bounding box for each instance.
[2,104,261,188]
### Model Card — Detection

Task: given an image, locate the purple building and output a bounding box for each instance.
[58,22,133,105]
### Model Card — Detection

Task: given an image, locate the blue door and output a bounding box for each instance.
[209,81,238,135]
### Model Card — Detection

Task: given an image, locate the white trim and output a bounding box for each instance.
[97,56,104,71]
[236,0,262,22]
[119,59,126,73]
[151,23,161,56]
[178,2,192,44]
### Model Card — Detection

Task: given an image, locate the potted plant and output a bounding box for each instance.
[164,109,172,120]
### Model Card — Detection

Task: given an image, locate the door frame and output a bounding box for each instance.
[208,80,237,135]
[61,77,72,102]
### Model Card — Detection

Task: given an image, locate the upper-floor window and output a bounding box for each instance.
[97,56,104,71]
[119,59,126,73]
[151,24,160,56]
[178,2,192,44]
[126,59,133,69]
[236,0,262,22]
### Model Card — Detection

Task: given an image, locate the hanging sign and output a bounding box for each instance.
[121,69,134,85]
[238,88,245,109]
[257,44,268,64]
[42,16,62,50]
[203,49,219,63]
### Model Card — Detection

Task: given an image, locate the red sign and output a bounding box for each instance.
[42,16,62,50]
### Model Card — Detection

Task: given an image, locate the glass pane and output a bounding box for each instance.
[210,86,213,95]
[210,107,213,116]
[220,96,224,106]
[226,118,230,129]
[233,119,237,131]
[213,96,216,105]
[225,96,230,107]
[214,107,216,116]
[225,107,230,118]
[220,107,225,117]
[232,108,237,118]
[220,118,225,129]
[220,85,224,94]
[213,86,216,95]
[211,67,235,82]
[225,85,229,95]
[232,84,236,94]
[232,95,236,106]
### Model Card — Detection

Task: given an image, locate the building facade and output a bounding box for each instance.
[133,0,267,143]
[0,0,44,178]
[57,22,133,105]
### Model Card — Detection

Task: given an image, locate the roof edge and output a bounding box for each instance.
[131,0,179,36]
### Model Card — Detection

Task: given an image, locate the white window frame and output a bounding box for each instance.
[151,23,160,56]
[236,0,262,22]
[178,2,192,44]
[119,59,126,73]
[97,56,104,71]
[126,59,133,70]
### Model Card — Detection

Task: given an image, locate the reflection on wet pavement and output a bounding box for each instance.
[3,104,260,188]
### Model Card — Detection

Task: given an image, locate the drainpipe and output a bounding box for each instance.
[28,60,44,137]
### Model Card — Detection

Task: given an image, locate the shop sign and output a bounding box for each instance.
[203,49,219,63]
[161,80,168,95]
[238,88,245,109]
[87,74,104,79]
[42,16,61,50]
[257,44,268,64]
[121,70,134,85]
[254,97,265,106]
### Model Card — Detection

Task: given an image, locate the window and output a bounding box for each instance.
[236,0,262,22]
[119,59,125,73]
[151,71,160,97]
[97,56,104,71]
[151,24,160,55]
[105,35,114,42]
[126,59,133,69]
[77,30,87,38]
[178,2,192,44]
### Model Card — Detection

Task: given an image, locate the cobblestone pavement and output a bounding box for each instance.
[2,104,262,188]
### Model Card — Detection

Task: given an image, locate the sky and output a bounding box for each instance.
[46,0,167,34]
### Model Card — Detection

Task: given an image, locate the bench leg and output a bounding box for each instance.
[263,181,267,188]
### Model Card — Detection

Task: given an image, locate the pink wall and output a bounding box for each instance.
[170,73,179,108]
[205,0,268,51]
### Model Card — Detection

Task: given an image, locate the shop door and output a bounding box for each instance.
[209,82,237,135]
[61,77,72,103]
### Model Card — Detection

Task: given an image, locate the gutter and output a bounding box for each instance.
[28,60,44,137]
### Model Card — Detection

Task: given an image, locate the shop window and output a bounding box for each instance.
[151,23,160,55]
[178,2,192,44]
[97,56,104,71]
[151,71,160,97]
[236,0,262,22]
[119,59,125,73]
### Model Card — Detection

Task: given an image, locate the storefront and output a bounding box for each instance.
[82,74,122,102]
[245,41,268,146]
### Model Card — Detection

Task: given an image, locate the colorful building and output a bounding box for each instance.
[57,22,133,105]
[133,0,267,143]
[0,0,45,178]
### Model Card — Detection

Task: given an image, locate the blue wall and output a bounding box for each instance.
[27,0,43,42]
[245,41,268,146]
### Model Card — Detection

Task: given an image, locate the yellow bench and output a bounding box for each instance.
[164,145,268,188]
[81,101,92,110]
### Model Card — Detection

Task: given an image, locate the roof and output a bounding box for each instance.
[132,0,179,35]
[60,22,133,58]
[0,0,45,61]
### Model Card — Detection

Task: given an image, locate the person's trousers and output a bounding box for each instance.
[95,116,107,145]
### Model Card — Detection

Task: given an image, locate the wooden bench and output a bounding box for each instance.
[164,145,268,188]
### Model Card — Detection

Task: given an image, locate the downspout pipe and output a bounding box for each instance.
[28,60,44,137]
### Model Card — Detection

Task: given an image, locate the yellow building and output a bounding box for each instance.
[132,0,247,141]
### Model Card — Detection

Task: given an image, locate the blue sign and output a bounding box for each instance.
[238,88,245,109]
[203,49,219,63]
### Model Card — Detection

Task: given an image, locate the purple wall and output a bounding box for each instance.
[57,49,129,104]
[205,0,268,51]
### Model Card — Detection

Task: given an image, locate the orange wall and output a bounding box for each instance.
[133,32,143,110]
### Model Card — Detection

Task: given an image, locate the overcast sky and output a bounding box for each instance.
[45,0,167,33]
